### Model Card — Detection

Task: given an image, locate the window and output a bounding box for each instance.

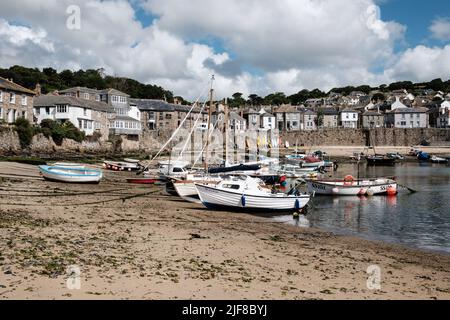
[35,108,40,115]
[149,112,155,120]
[21,96,27,106]
[223,184,240,190]
[353,113,356,119]
[0,107,3,119]
[84,93,89,100]
[45,107,50,115]
[95,94,100,101]
[83,108,87,116]
[78,120,83,128]
[346,114,349,119]
[56,105,67,113]
[416,113,420,118]
[166,114,172,120]
[88,121,92,129]
[0,91,3,102]
[10,93,15,104]
[401,121,406,126]
[417,121,420,126]
[401,114,406,119]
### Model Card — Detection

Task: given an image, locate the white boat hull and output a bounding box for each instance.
[39,166,102,184]
[195,184,310,212]
[306,179,397,196]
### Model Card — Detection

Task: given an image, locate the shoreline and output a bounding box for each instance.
[1,162,450,299]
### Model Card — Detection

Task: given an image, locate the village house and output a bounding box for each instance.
[60,87,101,102]
[385,107,429,128]
[301,109,317,130]
[33,95,110,139]
[0,77,35,124]
[340,108,359,128]
[243,108,260,130]
[437,100,450,128]
[362,110,384,129]
[260,112,276,130]
[228,112,246,133]
[132,99,207,132]
[60,87,142,137]
[273,105,301,131]
[319,108,339,128]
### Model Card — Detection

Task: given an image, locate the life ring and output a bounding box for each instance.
[344,175,355,186]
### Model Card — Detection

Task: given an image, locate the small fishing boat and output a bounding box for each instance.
[39,165,102,184]
[430,155,448,163]
[104,160,142,171]
[173,174,223,200]
[306,176,397,196]
[195,176,310,213]
[366,154,396,166]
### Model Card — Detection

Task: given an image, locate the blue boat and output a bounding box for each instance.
[417,151,430,161]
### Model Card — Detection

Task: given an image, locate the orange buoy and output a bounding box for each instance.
[387,186,397,196]
[344,175,354,186]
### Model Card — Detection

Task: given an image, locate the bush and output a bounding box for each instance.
[39,119,86,146]
[14,118,34,148]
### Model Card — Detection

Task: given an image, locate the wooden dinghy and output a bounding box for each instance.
[39,165,102,184]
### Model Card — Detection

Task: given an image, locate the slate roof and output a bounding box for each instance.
[34,95,110,112]
[387,107,428,114]
[131,99,206,113]
[0,77,36,95]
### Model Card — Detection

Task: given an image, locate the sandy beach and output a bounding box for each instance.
[0,161,450,300]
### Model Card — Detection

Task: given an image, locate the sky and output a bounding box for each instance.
[0,0,449,100]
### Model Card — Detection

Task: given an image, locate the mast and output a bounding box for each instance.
[224,98,229,166]
[204,75,215,171]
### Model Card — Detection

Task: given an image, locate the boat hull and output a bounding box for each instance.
[195,184,310,212]
[39,166,102,184]
[306,179,397,196]
[366,158,396,166]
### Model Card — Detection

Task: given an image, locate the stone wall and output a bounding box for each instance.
[0,127,21,154]
[281,128,450,147]
[281,129,366,147]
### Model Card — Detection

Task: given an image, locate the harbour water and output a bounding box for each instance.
[275,162,450,254]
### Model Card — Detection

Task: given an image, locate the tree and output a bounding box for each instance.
[372,93,386,103]
[247,94,263,106]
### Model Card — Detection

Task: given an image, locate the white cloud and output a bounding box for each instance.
[0,0,448,100]
[430,18,450,41]
[384,45,450,82]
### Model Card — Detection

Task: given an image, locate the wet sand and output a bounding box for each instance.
[0,162,450,300]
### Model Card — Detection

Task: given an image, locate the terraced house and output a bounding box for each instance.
[0,77,35,124]
[61,87,142,137]
[33,95,110,140]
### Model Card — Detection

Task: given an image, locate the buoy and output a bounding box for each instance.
[332,187,340,194]
[241,195,246,207]
[366,189,374,196]
[358,188,367,196]
[387,186,397,196]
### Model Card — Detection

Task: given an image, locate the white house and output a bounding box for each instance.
[340,108,359,128]
[437,100,450,128]
[260,112,276,130]
[390,96,408,110]
[385,107,429,128]
[229,112,246,132]
[34,95,110,136]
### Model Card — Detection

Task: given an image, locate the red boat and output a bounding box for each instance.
[126,177,160,184]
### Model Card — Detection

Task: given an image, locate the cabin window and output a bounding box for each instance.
[173,168,183,173]
[223,184,240,190]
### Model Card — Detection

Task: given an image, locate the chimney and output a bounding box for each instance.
[35,83,42,96]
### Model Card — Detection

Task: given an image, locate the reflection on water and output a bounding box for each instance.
[277,162,450,254]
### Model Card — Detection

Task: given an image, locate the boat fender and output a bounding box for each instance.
[332,187,339,194]
[241,195,246,207]
[344,175,354,186]
[366,189,374,196]
[295,198,300,210]
[358,188,367,196]
[387,186,397,196]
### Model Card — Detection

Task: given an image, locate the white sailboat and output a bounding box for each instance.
[195,176,310,212]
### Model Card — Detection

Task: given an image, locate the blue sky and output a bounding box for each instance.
[379,0,450,48]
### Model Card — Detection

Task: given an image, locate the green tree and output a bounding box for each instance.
[14,118,34,148]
